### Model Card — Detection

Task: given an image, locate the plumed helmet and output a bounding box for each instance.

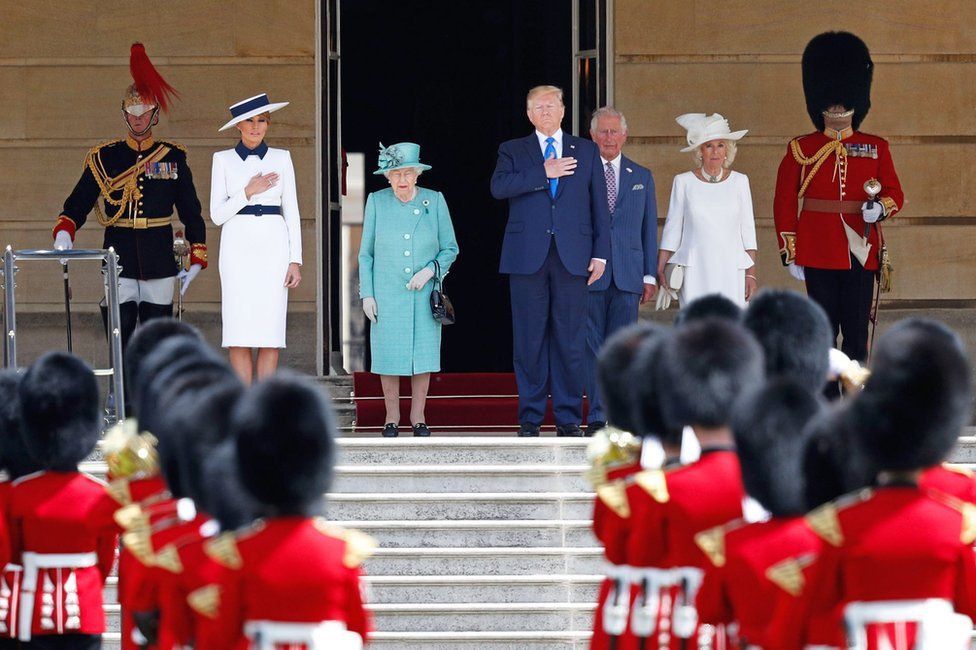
[233,373,338,516]
[123,43,180,116]
[19,352,100,471]
[742,289,832,391]
[732,378,822,517]
[802,31,873,131]
[597,321,667,434]
[853,318,972,471]
[656,319,764,430]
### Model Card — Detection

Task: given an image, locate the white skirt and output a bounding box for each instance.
[219,215,290,348]
[678,266,747,309]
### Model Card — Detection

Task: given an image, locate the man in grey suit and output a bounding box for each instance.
[584,107,658,435]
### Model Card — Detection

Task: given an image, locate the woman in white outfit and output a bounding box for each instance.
[658,113,758,308]
[211,94,302,383]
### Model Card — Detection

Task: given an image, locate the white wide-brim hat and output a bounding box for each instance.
[219,93,289,131]
[676,113,748,152]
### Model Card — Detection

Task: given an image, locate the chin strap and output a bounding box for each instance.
[121,106,159,138]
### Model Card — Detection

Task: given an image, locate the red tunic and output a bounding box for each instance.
[773,130,903,271]
[620,450,745,650]
[695,516,822,648]
[919,464,976,504]
[0,481,17,639]
[202,517,373,650]
[7,471,118,640]
[772,486,976,649]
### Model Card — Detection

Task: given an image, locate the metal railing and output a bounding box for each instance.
[2,246,125,424]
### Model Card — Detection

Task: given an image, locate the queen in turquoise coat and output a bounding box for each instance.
[359,142,459,437]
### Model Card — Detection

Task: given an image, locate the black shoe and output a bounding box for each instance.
[517,424,541,437]
[412,423,431,437]
[556,424,584,437]
[381,423,399,438]
[585,421,606,437]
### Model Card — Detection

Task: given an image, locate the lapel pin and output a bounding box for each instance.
[626,167,633,173]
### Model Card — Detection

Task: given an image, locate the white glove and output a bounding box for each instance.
[407,267,436,291]
[177,264,202,296]
[862,201,884,224]
[362,297,377,323]
[54,230,73,251]
[788,263,806,282]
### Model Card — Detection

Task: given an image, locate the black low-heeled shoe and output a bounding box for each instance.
[381,423,399,438]
[412,423,431,437]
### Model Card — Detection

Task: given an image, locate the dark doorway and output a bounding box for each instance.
[341,0,572,372]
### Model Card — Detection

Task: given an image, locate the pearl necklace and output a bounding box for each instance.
[701,166,724,183]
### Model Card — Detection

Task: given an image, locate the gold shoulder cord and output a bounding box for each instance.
[790,139,845,199]
[85,144,170,227]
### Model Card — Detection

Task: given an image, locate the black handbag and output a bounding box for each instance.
[429,260,455,325]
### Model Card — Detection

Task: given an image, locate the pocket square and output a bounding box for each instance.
[632,183,644,190]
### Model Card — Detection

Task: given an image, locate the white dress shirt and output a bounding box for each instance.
[601,153,655,286]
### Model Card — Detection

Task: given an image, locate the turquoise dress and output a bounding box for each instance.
[358,187,459,375]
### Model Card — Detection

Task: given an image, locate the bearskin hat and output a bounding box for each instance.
[0,369,40,479]
[673,293,742,327]
[597,321,667,433]
[732,378,823,517]
[19,352,100,471]
[853,318,972,471]
[657,319,764,430]
[628,328,682,447]
[802,406,877,509]
[124,318,201,411]
[233,373,337,516]
[133,335,223,427]
[742,289,832,391]
[802,31,873,131]
[203,440,259,531]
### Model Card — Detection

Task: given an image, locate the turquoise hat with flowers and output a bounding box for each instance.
[373,142,432,175]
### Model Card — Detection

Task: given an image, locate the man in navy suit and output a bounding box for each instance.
[491,85,611,437]
[584,107,658,435]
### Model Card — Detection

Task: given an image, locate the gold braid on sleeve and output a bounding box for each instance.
[790,139,845,200]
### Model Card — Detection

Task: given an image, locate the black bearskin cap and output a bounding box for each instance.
[732,378,823,517]
[0,370,41,479]
[628,328,682,446]
[802,31,873,131]
[133,335,223,429]
[802,407,877,509]
[125,318,201,416]
[657,319,764,430]
[673,293,742,327]
[19,352,100,471]
[233,373,337,516]
[203,440,259,531]
[742,289,832,391]
[853,318,971,471]
[597,321,667,433]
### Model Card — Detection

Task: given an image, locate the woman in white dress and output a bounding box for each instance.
[658,113,758,308]
[211,94,302,383]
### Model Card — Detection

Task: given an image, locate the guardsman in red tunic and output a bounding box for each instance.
[622,319,763,650]
[774,32,904,364]
[587,322,667,650]
[8,353,120,650]
[198,375,375,649]
[774,319,976,649]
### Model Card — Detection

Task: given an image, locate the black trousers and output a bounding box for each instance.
[24,634,100,649]
[804,257,876,362]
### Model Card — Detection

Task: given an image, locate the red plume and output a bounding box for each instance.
[129,43,180,113]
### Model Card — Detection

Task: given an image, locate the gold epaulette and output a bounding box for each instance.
[924,489,976,544]
[765,553,816,597]
[942,463,975,478]
[634,469,669,504]
[694,518,748,568]
[87,139,122,159]
[313,518,378,569]
[204,532,243,570]
[160,140,187,154]
[114,503,149,531]
[187,584,220,620]
[122,525,155,565]
[106,478,133,506]
[804,488,872,547]
[596,480,631,518]
[154,544,183,574]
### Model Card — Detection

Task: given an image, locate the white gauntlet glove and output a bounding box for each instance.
[862,201,884,224]
[788,264,806,282]
[54,231,73,251]
[407,267,436,291]
[362,297,377,323]
[177,264,202,296]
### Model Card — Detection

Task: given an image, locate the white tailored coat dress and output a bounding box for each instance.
[659,171,757,308]
[210,146,302,348]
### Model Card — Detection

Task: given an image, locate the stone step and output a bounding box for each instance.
[332,465,591,493]
[327,492,594,521]
[335,519,596,548]
[364,547,605,576]
[369,602,594,633]
[363,575,601,604]
[334,438,587,466]
[367,630,590,649]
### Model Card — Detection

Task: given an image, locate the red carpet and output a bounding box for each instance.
[353,372,590,430]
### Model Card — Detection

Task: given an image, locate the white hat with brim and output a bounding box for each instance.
[676,113,748,152]
[219,93,289,132]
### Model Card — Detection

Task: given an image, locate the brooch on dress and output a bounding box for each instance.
[422,199,430,214]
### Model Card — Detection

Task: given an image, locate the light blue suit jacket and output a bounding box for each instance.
[589,155,658,294]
